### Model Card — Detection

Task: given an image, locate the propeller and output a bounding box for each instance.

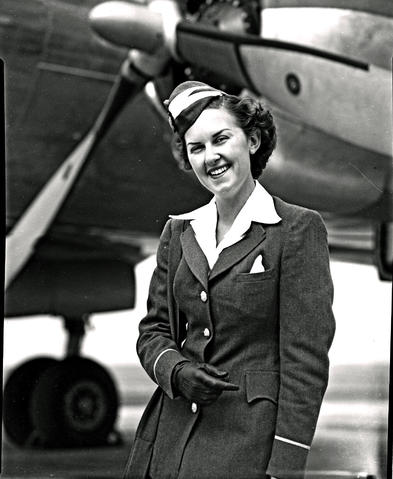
[88,0,256,89]
[5,0,181,289]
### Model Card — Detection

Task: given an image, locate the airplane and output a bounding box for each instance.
[2,0,392,469]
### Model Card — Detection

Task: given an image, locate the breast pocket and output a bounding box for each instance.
[236,267,275,283]
[231,267,277,320]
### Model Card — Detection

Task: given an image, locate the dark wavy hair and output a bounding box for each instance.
[171,94,277,179]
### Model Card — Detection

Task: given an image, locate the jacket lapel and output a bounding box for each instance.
[209,223,266,281]
[180,225,210,290]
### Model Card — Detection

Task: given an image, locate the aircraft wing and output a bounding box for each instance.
[322,215,376,266]
[4,223,159,319]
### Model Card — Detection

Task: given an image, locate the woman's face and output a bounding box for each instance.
[184,107,259,201]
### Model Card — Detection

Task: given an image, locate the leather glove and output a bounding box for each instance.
[173,362,239,405]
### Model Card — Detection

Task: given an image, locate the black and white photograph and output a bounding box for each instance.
[2,1,392,478]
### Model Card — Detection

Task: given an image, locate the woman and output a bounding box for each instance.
[124,81,335,479]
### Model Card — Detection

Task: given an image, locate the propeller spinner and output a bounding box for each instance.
[89,0,181,59]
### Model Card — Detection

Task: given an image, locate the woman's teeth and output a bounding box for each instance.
[209,165,229,177]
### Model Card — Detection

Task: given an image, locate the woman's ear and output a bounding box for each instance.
[248,129,261,154]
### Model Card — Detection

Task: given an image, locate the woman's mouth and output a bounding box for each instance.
[208,165,230,178]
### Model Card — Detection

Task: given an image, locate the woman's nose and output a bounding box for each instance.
[205,146,220,165]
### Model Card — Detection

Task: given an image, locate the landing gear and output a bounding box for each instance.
[3,357,59,446]
[31,357,120,447]
[3,316,121,448]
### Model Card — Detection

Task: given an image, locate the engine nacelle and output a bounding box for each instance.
[5,258,135,318]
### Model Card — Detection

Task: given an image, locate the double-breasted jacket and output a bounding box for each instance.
[124,196,335,479]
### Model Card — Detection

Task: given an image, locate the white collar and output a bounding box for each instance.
[170,182,281,269]
[170,182,281,225]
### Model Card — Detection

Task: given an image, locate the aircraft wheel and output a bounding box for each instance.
[31,357,119,447]
[3,357,59,446]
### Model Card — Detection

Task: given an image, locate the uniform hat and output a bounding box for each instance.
[165,81,225,137]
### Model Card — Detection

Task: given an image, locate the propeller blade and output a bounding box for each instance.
[6,0,183,289]
[5,54,153,290]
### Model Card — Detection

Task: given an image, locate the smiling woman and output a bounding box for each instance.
[123,81,336,479]
[171,87,276,178]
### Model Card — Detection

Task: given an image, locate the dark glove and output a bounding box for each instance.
[173,362,239,405]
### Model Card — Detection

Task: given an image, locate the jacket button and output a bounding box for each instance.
[200,291,208,302]
[191,402,198,413]
[203,328,210,337]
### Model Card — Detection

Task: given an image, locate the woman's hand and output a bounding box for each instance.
[173,362,239,405]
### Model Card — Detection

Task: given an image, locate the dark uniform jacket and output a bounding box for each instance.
[123,196,335,479]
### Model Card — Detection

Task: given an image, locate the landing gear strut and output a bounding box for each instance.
[64,315,88,356]
[3,316,121,448]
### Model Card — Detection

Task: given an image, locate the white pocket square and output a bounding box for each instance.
[249,255,265,273]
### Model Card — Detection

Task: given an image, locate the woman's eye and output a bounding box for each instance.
[215,136,227,144]
[190,145,203,154]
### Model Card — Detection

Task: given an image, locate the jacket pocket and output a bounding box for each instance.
[245,370,279,404]
[236,268,275,282]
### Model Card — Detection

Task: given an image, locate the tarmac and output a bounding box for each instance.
[1,435,134,478]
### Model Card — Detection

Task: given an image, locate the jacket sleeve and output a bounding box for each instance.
[136,219,190,399]
[266,210,336,479]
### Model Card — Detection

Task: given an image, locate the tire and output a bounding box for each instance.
[3,357,59,446]
[31,356,119,447]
